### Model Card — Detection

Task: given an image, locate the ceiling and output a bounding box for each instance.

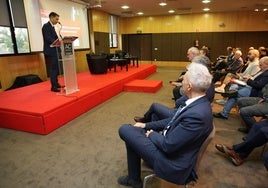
[70,0,268,17]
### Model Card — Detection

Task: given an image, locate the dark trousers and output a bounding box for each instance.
[237,97,268,130]
[143,103,176,122]
[45,55,59,88]
[212,72,226,83]
[118,124,159,181]
[233,120,268,159]
[264,152,268,170]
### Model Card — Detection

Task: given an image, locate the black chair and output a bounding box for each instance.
[86,54,108,74]
[115,50,126,59]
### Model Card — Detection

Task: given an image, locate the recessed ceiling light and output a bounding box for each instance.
[168,10,175,13]
[203,8,210,11]
[202,0,211,3]
[159,2,167,6]
[137,12,144,15]
[121,5,129,9]
[263,8,268,11]
[254,8,259,11]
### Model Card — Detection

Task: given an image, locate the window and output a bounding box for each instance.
[0,0,30,55]
[109,15,118,48]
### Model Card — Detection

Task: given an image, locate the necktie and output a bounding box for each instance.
[163,102,186,136]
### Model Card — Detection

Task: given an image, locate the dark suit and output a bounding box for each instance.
[247,70,268,97]
[233,120,268,160]
[212,57,244,83]
[119,96,213,185]
[42,21,61,88]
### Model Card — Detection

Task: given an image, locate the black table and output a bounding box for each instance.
[124,56,139,67]
[109,58,129,72]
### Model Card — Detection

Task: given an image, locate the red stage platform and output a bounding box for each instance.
[124,79,162,93]
[0,64,157,135]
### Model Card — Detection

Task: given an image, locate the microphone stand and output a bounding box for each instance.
[58,22,63,39]
[57,22,65,93]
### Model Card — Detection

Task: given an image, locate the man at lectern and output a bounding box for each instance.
[42,12,62,92]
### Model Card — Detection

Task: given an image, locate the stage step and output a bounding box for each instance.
[124,79,162,93]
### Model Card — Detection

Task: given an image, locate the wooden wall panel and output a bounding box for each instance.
[123,31,268,62]
[94,32,110,54]
[120,11,268,34]
[140,34,152,61]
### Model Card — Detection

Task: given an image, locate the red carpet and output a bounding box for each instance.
[0,64,157,135]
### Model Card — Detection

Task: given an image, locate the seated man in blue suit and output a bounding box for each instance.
[215,120,268,169]
[118,63,213,188]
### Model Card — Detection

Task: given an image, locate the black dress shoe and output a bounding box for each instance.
[238,127,249,133]
[213,113,228,119]
[51,87,60,92]
[56,83,64,88]
[117,176,142,188]
[221,90,238,98]
[134,116,146,123]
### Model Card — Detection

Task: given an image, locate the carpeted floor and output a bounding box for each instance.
[0,66,267,188]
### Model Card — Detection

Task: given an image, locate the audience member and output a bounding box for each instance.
[134,55,214,123]
[213,56,268,119]
[173,55,213,101]
[211,46,233,73]
[118,63,213,187]
[236,83,268,133]
[215,120,268,167]
[258,46,268,59]
[215,49,260,93]
[170,47,200,100]
[193,39,200,48]
[200,46,211,61]
[212,49,244,83]
[170,47,199,84]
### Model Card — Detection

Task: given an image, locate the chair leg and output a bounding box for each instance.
[143,174,156,188]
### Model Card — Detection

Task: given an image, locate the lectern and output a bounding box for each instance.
[53,36,79,95]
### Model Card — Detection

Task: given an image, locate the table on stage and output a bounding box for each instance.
[124,56,139,68]
[109,58,129,72]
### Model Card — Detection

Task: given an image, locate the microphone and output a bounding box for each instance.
[58,22,63,39]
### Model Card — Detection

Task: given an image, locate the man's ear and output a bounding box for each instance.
[188,83,193,91]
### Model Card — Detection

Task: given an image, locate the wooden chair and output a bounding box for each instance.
[141,125,216,188]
